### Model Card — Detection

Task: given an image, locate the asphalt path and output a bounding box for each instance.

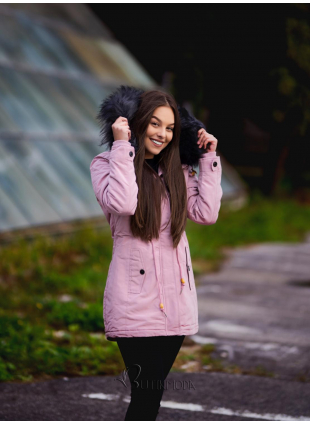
[194,240,310,382]
[1,372,310,420]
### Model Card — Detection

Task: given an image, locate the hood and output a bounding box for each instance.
[96,85,207,167]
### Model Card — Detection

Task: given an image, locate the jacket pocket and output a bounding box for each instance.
[129,248,146,294]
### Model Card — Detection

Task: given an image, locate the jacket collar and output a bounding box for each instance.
[97,85,207,168]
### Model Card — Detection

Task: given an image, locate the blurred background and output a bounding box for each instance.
[0,3,310,388]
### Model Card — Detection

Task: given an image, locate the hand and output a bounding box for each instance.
[112,116,131,142]
[197,128,218,153]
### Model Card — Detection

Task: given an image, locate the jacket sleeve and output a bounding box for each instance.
[89,139,138,216]
[186,151,223,225]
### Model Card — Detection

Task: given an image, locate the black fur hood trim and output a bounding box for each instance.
[96,85,207,167]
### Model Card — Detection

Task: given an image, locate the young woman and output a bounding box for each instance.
[90,86,223,420]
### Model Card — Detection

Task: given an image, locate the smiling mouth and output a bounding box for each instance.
[150,138,164,147]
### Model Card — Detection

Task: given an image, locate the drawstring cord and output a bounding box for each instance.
[151,240,167,318]
[176,244,186,294]
[150,239,186,319]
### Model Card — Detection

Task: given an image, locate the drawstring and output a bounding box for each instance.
[150,239,186,319]
[151,240,167,318]
[176,244,186,294]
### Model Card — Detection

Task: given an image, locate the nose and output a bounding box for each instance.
[156,130,166,140]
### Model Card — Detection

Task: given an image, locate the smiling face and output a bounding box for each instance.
[144,106,175,159]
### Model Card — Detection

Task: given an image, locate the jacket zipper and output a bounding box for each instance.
[185,247,192,290]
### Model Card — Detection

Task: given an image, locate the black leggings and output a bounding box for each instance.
[116,335,185,421]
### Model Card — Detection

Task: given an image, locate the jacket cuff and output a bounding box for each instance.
[200,151,217,158]
[111,140,135,159]
[199,152,221,173]
[111,139,131,148]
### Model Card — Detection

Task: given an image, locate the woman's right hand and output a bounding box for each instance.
[112,116,131,142]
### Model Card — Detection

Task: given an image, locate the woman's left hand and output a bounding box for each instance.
[197,128,218,153]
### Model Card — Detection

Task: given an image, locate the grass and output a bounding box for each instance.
[1,192,310,382]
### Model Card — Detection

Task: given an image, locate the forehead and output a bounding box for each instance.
[152,106,175,123]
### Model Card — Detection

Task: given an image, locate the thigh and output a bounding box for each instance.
[117,337,166,390]
[117,335,185,388]
[160,335,185,380]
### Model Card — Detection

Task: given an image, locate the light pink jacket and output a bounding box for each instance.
[90,139,223,341]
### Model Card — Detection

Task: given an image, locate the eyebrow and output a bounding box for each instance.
[151,115,175,126]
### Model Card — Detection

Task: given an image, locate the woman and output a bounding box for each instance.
[90,86,223,420]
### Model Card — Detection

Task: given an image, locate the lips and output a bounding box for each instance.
[150,138,163,147]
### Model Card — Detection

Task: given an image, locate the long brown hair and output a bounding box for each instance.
[129,89,188,249]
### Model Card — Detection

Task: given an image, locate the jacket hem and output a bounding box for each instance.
[105,324,198,341]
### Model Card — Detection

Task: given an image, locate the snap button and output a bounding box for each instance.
[140,269,145,275]
[213,161,217,167]
[129,151,133,157]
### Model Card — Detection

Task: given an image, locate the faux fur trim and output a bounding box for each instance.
[96,85,207,167]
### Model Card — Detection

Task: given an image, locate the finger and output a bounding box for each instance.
[197,130,205,139]
[200,136,207,148]
[197,133,205,143]
[198,129,204,137]
[202,136,215,145]
[204,140,209,149]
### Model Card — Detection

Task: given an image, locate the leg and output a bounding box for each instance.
[117,336,166,421]
[160,335,185,381]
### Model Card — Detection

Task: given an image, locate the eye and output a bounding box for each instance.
[151,122,174,131]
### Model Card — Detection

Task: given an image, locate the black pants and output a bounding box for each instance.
[116,335,185,421]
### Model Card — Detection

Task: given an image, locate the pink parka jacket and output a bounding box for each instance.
[90,139,223,341]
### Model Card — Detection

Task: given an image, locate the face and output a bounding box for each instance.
[144,106,175,159]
